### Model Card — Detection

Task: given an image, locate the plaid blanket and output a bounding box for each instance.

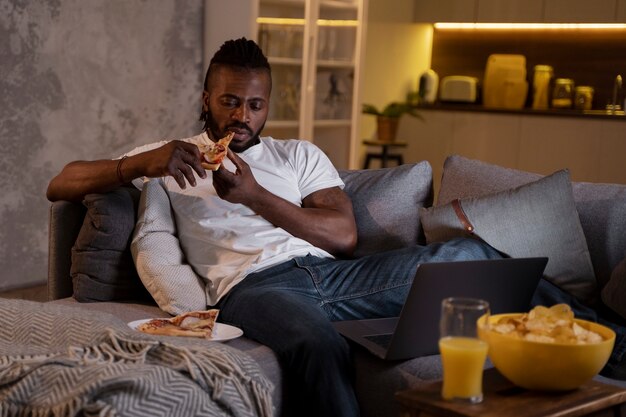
[0,299,273,417]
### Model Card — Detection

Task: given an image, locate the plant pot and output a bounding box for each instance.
[376,116,399,142]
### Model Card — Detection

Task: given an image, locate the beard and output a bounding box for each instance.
[203,109,264,153]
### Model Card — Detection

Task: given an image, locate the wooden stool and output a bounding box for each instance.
[362,139,407,169]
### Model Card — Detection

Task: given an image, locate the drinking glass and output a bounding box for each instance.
[439,297,490,404]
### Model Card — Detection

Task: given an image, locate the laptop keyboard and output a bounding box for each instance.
[364,333,393,349]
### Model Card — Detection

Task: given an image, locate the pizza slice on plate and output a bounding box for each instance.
[137,309,219,339]
[198,132,235,171]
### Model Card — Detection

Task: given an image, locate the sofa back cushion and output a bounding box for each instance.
[437,155,626,293]
[339,162,433,257]
[571,181,626,291]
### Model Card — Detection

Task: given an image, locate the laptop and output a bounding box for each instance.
[332,257,548,361]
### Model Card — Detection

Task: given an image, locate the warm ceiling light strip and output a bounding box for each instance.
[434,22,626,30]
[318,19,358,27]
[257,17,305,25]
[256,17,357,27]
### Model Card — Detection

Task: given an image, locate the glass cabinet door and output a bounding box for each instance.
[256,0,306,140]
[312,1,362,169]
[205,0,366,169]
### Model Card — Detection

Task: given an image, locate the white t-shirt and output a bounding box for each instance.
[125,132,344,304]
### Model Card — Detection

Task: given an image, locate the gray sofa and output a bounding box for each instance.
[47,155,626,416]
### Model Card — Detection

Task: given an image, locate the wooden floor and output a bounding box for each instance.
[0,284,47,302]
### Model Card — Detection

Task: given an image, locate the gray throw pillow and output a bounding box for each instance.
[601,255,626,320]
[420,169,597,304]
[438,154,626,293]
[71,187,151,302]
[339,162,433,258]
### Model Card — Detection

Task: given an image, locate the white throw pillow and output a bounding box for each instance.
[131,178,207,315]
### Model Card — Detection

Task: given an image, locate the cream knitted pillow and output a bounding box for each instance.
[131,178,207,315]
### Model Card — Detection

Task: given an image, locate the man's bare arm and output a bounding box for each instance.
[46,140,206,202]
[213,149,357,257]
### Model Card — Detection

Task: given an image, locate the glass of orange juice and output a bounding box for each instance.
[439,297,490,404]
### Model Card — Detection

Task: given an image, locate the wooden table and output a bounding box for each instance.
[362,139,407,169]
[395,369,626,417]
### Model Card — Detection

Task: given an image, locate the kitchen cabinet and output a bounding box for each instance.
[205,0,367,169]
[398,109,626,195]
[544,0,617,23]
[616,0,626,21]
[476,0,544,22]
[413,0,476,23]
[413,0,624,23]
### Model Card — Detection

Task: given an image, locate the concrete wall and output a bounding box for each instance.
[0,0,204,291]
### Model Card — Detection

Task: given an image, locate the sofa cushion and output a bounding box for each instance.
[71,187,151,302]
[131,178,207,315]
[601,255,626,320]
[571,182,626,291]
[420,169,597,304]
[437,155,626,292]
[339,162,433,257]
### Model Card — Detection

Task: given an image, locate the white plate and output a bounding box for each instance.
[128,319,243,342]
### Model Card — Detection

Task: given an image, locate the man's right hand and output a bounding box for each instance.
[139,140,207,189]
[47,140,207,202]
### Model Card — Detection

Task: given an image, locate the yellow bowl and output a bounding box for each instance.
[478,313,615,391]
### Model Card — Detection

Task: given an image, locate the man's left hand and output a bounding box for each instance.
[212,149,262,205]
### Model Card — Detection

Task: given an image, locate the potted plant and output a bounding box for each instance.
[362,101,422,142]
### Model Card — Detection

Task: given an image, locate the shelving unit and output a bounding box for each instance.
[413,0,626,23]
[204,0,367,169]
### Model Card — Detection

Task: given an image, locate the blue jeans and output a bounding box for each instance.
[216,237,503,417]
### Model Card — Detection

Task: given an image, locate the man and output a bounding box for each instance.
[47,38,505,416]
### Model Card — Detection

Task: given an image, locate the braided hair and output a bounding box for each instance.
[199,38,271,127]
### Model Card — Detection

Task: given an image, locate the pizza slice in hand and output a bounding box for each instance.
[198,132,235,171]
[137,309,219,338]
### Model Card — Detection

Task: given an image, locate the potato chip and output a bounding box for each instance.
[491,304,604,344]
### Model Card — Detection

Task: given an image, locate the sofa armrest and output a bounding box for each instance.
[48,201,86,300]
